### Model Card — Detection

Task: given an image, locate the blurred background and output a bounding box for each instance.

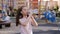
[0,0,60,34]
[0,0,60,17]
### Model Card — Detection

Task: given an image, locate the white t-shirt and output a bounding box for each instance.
[4,16,11,23]
[19,17,33,34]
[4,16,10,21]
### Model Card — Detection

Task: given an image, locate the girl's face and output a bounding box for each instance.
[21,7,28,15]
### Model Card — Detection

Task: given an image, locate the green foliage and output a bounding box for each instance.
[53,6,59,12]
[14,9,17,11]
[0,10,2,13]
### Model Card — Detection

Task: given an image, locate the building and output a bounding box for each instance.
[0,0,2,10]
[29,0,38,9]
[14,0,27,9]
[0,0,26,9]
[0,0,59,10]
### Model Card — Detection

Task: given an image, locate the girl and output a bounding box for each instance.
[16,6,38,34]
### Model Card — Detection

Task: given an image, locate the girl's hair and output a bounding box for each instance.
[16,6,29,26]
[16,6,23,26]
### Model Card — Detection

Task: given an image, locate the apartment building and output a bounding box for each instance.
[14,0,27,9]
[0,0,59,10]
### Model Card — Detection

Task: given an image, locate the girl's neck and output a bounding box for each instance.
[23,15,27,18]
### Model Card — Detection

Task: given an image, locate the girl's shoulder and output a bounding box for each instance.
[19,18,26,21]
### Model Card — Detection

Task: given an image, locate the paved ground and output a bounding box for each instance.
[0,17,59,34]
[0,23,59,34]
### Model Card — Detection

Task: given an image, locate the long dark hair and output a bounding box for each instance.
[16,6,29,26]
[16,6,23,26]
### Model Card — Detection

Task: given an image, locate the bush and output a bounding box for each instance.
[56,12,60,17]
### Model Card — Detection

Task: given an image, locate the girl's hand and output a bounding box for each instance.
[31,16,38,27]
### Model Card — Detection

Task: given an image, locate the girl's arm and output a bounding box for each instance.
[31,16,38,27]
